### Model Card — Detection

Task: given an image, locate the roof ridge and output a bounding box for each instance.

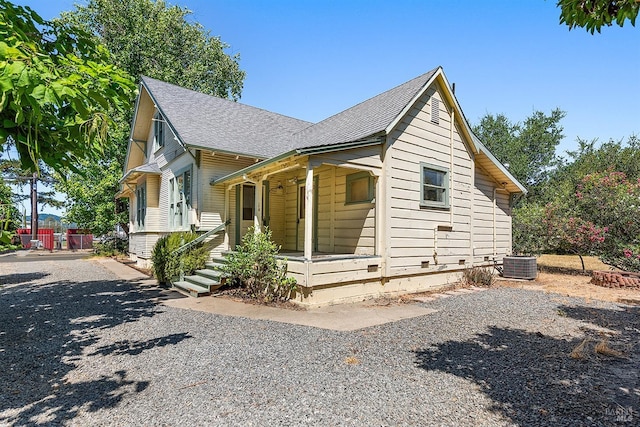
[300,67,440,132]
[140,75,313,126]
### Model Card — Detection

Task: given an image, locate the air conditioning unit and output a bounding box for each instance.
[502,256,537,279]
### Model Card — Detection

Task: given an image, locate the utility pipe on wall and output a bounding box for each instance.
[449,108,455,228]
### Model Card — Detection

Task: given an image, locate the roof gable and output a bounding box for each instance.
[291,68,439,150]
[141,76,313,158]
[128,69,525,194]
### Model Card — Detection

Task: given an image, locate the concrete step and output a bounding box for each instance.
[195,268,223,281]
[172,280,211,297]
[206,257,227,268]
[184,274,223,292]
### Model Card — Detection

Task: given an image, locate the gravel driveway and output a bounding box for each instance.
[1,254,638,426]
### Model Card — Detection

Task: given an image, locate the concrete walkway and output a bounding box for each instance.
[93,257,440,331]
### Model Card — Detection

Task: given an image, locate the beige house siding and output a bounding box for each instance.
[128,232,163,266]
[199,153,255,254]
[386,84,475,275]
[472,165,512,263]
[275,150,379,255]
[267,184,286,247]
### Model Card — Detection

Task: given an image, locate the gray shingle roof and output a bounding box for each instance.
[141,67,439,158]
[292,68,438,150]
[141,76,312,158]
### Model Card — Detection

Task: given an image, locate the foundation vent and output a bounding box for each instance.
[502,256,537,280]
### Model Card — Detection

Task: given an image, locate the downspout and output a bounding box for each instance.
[493,187,497,258]
[449,108,455,228]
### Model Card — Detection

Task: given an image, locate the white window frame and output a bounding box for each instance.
[170,167,192,229]
[136,183,146,229]
[154,111,165,149]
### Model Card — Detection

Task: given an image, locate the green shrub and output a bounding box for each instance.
[94,236,128,256]
[151,232,208,284]
[221,227,297,302]
[151,235,170,283]
[461,266,495,287]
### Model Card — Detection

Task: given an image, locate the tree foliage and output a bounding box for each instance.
[558,0,639,33]
[0,0,135,173]
[55,0,245,235]
[473,109,566,196]
[513,142,640,273]
[60,0,245,99]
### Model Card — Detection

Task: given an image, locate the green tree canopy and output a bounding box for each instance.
[558,0,639,33]
[0,0,135,173]
[60,0,245,99]
[54,0,246,235]
[473,109,566,196]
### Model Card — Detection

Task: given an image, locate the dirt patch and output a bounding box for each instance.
[496,272,640,305]
[215,288,307,311]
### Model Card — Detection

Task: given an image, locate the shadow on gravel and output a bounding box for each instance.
[89,332,193,356]
[0,272,50,286]
[0,275,192,426]
[414,304,639,426]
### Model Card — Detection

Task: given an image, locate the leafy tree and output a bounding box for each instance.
[512,201,547,255]
[573,171,640,271]
[0,177,20,248]
[0,148,63,210]
[558,0,639,33]
[544,171,640,272]
[0,1,135,173]
[473,109,566,197]
[55,0,246,235]
[543,135,640,204]
[59,0,245,100]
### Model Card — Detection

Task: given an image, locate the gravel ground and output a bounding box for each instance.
[1,255,638,426]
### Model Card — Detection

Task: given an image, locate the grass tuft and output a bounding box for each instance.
[570,338,590,359]
[594,340,625,358]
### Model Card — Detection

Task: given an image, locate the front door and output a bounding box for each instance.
[234,182,270,248]
[234,184,255,247]
[296,177,319,252]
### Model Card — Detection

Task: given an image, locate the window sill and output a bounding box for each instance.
[419,202,450,210]
[345,198,375,206]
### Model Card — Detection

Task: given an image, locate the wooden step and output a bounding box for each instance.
[172,281,211,297]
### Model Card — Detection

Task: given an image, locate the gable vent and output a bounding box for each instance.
[431,98,440,124]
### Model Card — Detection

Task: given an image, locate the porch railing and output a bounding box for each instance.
[171,220,230,281]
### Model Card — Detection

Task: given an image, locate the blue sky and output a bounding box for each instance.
[12,0,640,215]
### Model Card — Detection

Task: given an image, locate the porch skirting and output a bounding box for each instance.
[290,268,464,307]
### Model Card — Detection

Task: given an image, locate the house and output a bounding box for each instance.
[117,66,526,306]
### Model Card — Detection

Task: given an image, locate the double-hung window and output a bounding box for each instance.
[170,168,192,228]
[154,112,164,149]
[136,184,146,228]
[420,163,449,209]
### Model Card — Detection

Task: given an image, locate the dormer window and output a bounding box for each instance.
[154,112,164,148]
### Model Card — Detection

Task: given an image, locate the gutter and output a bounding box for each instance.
[210,137,384,186]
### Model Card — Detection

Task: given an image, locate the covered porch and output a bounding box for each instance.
[210,144,384,288]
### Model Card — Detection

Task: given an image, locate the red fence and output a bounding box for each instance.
[16,228,93,250]
[17,229,55,250]
[67,234,93,250]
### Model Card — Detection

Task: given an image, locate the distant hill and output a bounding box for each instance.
[26,213,62,222]
[24,214,77,229]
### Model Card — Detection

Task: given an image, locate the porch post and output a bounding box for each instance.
[304,163,314,260]
[223,185,230,249]
[254,178,263,233]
